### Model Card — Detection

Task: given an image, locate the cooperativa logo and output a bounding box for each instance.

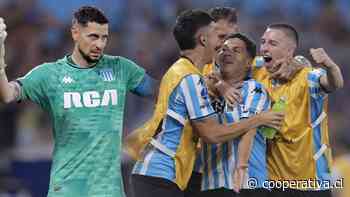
[62,76,74,84]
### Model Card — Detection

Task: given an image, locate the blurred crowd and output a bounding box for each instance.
[0,0,348,196]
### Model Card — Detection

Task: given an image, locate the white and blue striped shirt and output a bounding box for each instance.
[308,68,331,189]
[201,79,271,190]
[132,74,215,183]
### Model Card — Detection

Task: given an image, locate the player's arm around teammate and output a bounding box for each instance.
[192,110,281,143]
[205,54,311,108]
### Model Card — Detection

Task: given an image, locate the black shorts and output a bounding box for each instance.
[131,174,183,197]
[270,188,332,197]
[184,171,202,197]
[239,188,270,197]
[200,188,238,197]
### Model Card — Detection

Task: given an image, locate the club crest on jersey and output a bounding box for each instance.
[99,68,115,81]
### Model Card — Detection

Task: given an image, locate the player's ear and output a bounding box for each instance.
[198,34,207,47]
[286,41,296,58]
[71,24,79,41]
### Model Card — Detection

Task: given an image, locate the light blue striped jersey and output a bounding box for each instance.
[308,68,331,189]
[201,79,270,191]
[132,74,215,183]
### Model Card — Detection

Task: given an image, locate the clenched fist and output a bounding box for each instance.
[310,48,336,69]
[0,17,7,69]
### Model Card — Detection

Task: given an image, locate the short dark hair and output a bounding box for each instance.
[208,7,237,24]
[73,6,109,26]
[173,9,214,50]
[224,33,256,58]
[267,23,299,47]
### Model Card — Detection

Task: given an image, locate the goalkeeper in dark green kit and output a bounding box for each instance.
[0,6,156,197]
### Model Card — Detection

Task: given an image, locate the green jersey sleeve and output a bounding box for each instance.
[118,57,145,91]
[17,64,51,110]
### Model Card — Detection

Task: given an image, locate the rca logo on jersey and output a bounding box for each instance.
[64,89,117,108]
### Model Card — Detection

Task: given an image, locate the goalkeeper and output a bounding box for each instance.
[0,6,156,197]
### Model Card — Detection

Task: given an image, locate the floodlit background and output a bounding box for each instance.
[0,0,348,196]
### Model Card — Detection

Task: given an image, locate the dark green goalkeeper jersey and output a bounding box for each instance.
[18,55,145,197]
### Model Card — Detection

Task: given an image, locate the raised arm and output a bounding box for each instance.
[310,48,344,92]
[0,17,21,104]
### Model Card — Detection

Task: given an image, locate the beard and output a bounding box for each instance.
[78,47,100,64]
